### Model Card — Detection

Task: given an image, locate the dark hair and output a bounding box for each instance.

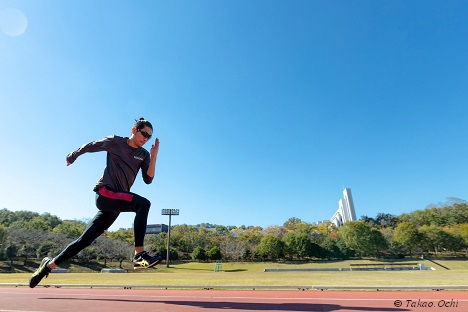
[133,117,153,131]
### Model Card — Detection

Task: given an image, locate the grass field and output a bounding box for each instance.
[1,259,468,287]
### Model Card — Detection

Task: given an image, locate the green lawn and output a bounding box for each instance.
[1,259,468,287]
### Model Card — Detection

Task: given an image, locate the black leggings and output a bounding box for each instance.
[54,187,151,265]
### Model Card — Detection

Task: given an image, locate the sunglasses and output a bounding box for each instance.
[137,129,152,140]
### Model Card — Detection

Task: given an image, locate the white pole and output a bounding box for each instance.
[166,214,172,267]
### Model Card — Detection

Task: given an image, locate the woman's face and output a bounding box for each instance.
[132,126,153,147]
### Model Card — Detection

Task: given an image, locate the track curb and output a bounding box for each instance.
[1,283,468,291]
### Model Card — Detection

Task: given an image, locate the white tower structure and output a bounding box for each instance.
[330,188,357,227]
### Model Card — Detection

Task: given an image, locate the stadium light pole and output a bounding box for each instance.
[161,209,179,268]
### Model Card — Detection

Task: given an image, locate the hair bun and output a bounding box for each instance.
[133,118,153,131]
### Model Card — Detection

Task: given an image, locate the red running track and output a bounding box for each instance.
[0,288,467,312]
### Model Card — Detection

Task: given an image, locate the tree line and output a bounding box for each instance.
[1,199,468,268]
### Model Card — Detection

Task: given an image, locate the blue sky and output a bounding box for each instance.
[1,1,467,231]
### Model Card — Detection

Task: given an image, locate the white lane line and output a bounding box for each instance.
[0,310,46,312]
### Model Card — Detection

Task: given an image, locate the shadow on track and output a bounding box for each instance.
[40,297,410,311]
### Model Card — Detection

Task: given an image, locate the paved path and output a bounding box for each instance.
[1,287,467,312]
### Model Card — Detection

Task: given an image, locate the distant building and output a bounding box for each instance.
[330,188,357,227]
[146,224,168,234]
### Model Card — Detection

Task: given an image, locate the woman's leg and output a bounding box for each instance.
[95,187,151,252]
[52,210,119,266]
[50,187,152,269]
[131,195,151,249]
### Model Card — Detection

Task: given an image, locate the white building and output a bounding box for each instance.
[330,188,357,227]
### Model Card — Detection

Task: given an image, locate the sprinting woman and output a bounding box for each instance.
[30,118,162,288]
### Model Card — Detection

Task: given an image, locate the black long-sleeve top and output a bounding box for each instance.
[66,135,153,192]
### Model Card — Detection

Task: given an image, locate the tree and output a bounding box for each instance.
[360,215,376,228]
[263,225,288,239]
[339,221,388,257]
[0,209,17,227]
[375,213,399,229]
[369,228,389,257]
[146,232,168,255]
[5,228,47,261]
[393,221,421,257]
[233,227,263,260]
[113,239,133,268]
[215,225,230,236]
[25,218,52,232]
[283,217,304,231]
[336,238,354,259]
[446,224,468,249]
[320,236,342,260]
[8,213,62,232]
[37,213,62,230]
[37,241,57,258]
[172,224,207,254]
[310,242,327,259]
[441,228,465,254]
[108,228,135,245]
[220,236,244,261]
[256,233,283,260]
[53,220,87,238]
[0,225,7,259]
[399,202,468,227]
[168,247,179,261]
[362,213,399,229]
[192,246,206,261]
[5,244,17,268]
[283,229,313,259]
[207,246,222,260]
[76,246,97,262]
[311,222,336,245]
[18,244,36,264]
[0,209,39,227]
[418,225,461,255]
[95,236,115,266]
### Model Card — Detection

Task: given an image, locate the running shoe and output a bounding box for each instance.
[29,257,52,288]
[133,251,162,270]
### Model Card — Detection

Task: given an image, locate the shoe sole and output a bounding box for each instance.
[133,258,162,270]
